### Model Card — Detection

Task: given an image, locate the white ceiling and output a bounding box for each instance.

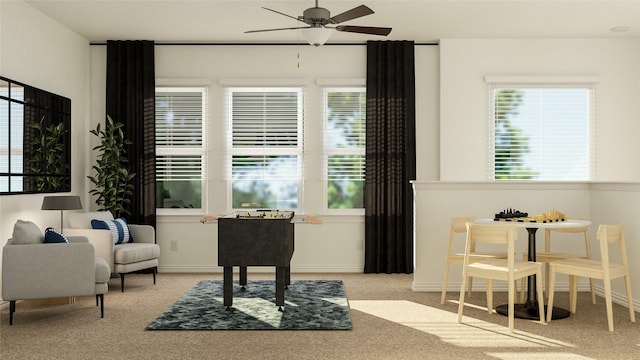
[25,0,640,43]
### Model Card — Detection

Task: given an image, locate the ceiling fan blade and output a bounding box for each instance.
[335,25,392,36]
[245,26,311,34]
[329,5,374,24]
[262,7,306,24]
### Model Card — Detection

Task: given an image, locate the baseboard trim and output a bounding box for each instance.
[158,265,364,273]
[414,281,640,310]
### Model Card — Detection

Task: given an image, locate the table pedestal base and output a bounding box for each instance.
[495,302,570,320]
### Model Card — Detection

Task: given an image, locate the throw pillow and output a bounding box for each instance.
[11,220,44,244]
[91,217,133,244]
[44,227,69,243]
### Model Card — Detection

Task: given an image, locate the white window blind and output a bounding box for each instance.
[227,88,303,209]
[155,87,206,211]
[489,83,593,181]
[324,88,366,210]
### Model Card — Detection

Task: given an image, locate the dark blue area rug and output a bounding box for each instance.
[146,280,352,330]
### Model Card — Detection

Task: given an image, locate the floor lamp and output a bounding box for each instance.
[41,195,83,233]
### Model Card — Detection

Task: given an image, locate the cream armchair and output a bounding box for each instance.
[65,211,160,292]
[2,222,110,325]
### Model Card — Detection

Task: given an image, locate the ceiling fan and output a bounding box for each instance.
[245,1,392,46]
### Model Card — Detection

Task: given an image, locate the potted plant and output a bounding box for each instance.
[87,115,136,218]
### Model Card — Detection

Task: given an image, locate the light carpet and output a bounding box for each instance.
[145,279,352,330]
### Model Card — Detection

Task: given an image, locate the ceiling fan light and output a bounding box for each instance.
[301,28,332,46]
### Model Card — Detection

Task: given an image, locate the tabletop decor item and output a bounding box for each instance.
[494,208,566,223]
[41,195,82,232]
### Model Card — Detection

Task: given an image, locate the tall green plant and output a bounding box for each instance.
[88,115,135,218]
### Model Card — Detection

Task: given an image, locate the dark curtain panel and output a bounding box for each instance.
[364,41,416,274]
[106,40,156,227]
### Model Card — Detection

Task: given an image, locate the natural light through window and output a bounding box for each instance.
[488,81,594,181]
[227,87,303,210]
[349,300,576,349]
[324,88,366,212]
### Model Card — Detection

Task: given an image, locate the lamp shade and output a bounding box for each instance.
[301,28,332,46]
[41,196,83,210]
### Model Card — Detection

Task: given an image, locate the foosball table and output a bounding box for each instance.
[217,210,295,311]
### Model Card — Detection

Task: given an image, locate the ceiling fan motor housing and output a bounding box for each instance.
[300,7,331,26]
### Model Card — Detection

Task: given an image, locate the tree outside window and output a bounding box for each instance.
[325,89,365,210]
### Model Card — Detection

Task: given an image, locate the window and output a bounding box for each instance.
[227,88,303,210]
[155,87,206,213]
[324,88,366,210]
[489,82,593,181]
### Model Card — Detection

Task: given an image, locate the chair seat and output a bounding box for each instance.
[530,252,589,261]
[451,252,508,260]
[467,259,542,280]
[114,243,160,265]
[551,258,628,278]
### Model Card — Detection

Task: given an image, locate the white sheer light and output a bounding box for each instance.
[301,28,332,46]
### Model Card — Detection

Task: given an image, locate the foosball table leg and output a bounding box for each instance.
[223,266,233,308]
[240,266,247,292]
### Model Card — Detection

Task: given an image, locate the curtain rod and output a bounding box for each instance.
[90,41,439,46]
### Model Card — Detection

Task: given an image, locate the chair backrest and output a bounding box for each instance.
[596,224,628,269]
[465,223,517,267]
[68,211,114,229]
[448,216,477,254]
[544,223,590,252]
[451,216,477,234]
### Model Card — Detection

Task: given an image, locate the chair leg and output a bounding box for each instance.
[589,278,596,305]
[508,279,515,334]
[486,279,493,314]
[535,271,545,325]
[569,275,578,313]
[604,279,614,332]
[457,270,468,324]
[519,278,525,303]
[120,273,125,292]
[153,267,157,285]
[440,263,451,304]
[9,300,15,325]
[544,263,551,302]
[624,275,636,323]
[546,266,556,323]
[97,294,104,318]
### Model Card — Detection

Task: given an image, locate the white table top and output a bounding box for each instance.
[476,218,591,229]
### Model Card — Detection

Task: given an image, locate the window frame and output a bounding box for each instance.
[225,87,304,211]
[323,87,366,215]
[486,77,596,182]
[155,86,207,215]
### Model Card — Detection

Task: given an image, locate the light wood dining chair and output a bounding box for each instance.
[520,222,596,304]
[458,223,545,334]
[441,216,509,304]
[520,225,596,304]
[546,224,635,332]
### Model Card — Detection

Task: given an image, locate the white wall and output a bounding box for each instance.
[439,38,640,181]
[0,1,90,297]
[87,44,439,272]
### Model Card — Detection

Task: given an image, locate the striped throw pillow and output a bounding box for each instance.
[91,218,133,244]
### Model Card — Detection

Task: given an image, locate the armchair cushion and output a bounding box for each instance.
[91,218,133,244]
[11,220,43,244]
[44,227,69,243]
